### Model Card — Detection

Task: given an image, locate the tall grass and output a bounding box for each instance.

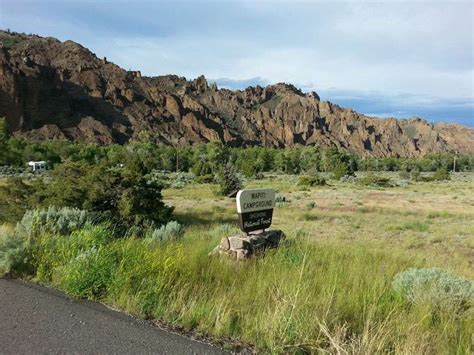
[5,223,471,353]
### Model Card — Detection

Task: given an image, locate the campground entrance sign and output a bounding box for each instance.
[236,189,275,233]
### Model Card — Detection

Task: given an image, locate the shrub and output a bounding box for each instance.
[331,162,350,180]
[15,206,92,239]
[432,167,451,181]
[195,174,214,184]
[146,171,195,189]
[170,172,195,188]
[148,221,185,243]
[306,202,316,210]
[146,170,172,188]
[89,164,174,230]
[0,226,32,276]
[340,175,357,183]
[0,165,24,177]
[297,175,326,187]
[32,161,173,231]
[217,162,243,196]
[410,169,421,182]
[399,170,410,180]
[359,174,392,187]
[392,268,473,310]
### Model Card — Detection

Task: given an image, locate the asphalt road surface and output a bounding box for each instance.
[0,278,227,354]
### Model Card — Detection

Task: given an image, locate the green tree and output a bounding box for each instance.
[36,161,91,208]
[206,141,228,169]
[217,162,243,196]
[0,177,35,222]
[86,163,173,229]
[323,147,357,178]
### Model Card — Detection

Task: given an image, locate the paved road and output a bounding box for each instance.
[0,278,227,354]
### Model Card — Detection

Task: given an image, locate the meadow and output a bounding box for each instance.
[164,172,474,279]
[1,172,473,353]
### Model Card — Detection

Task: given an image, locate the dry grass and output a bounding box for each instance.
[163,172,474,279]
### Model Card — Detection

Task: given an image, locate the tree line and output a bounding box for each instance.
[1,119,472,175]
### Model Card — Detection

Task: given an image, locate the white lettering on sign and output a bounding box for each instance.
[236,189,275,213]
[243,217,272,228]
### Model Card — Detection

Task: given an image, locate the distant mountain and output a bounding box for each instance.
[0,31,473,157]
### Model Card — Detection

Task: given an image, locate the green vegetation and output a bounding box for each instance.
[392,268,473,311]
[0,124,472,177]
[297,174,326,187]
[359,173,392,187]
[1,211,472,352]
[147,220,185,242]
[0,160,173,230]
[0,131,473,352]
[216,162,243,196]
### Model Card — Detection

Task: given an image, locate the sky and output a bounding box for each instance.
[1,0,473,127]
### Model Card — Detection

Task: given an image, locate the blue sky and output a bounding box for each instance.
[1,0,473,127]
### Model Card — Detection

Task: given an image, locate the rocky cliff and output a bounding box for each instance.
[0,31,472,157]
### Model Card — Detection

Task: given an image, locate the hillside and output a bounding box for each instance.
[0,31,472,157]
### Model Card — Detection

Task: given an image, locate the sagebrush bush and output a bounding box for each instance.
[146,171,195,189]
[146,170,172,188]
[15,206,92,239]
[297,175,326,187]
[148,221,185,242]
[170,172,195,188]
[359,174,392,187]
[0,226,31,276]
[392,268,473,310]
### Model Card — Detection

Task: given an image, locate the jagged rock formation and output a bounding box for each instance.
[0,31,472,156]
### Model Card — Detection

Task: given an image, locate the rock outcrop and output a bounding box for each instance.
[0,31,473,157]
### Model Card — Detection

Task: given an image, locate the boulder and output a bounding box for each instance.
[209,230,286,261]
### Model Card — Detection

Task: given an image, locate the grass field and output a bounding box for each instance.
[164,172,474,279]
[1,172,473,353]
[153,172,474,352]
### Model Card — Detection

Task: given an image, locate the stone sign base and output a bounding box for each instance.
[209,229,286,261]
